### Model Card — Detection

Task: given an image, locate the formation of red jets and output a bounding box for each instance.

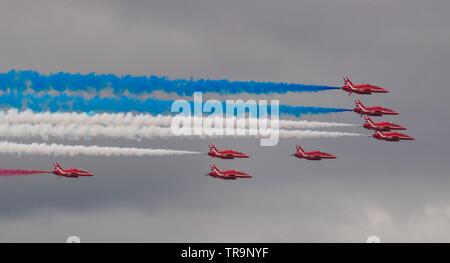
[207,144,251,180]
[343,77,414,142]
[47,77,414,180]
[204,77,414,180]
[206,143,339,180]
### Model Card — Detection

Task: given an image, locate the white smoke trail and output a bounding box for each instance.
[0,141,200,157]
[277,130,362,139]
[0,109,356,129]
[0,123,363,140]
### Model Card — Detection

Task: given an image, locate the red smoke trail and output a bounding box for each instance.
[0,169,50,177]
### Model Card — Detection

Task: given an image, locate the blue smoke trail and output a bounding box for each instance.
[279,105,351,117]
[0,70,339,96]
[0,92,350,118]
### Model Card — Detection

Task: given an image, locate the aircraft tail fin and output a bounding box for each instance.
[343,77,353,85]
[296,145,305,155]
[53,162,63,172]
[208,144,218,152]
[210,164,219,172]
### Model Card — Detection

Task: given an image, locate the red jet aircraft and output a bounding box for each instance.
[363,116,406,131]
[52,162,94,178]
[292,145,336,160]
[372,131,415,142]
[354,100,398,116]
[206,164,252,180]
[342,77,389,95]
[207,144,249,159]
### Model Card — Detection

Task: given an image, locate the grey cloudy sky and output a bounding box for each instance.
[0,0,449,242]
